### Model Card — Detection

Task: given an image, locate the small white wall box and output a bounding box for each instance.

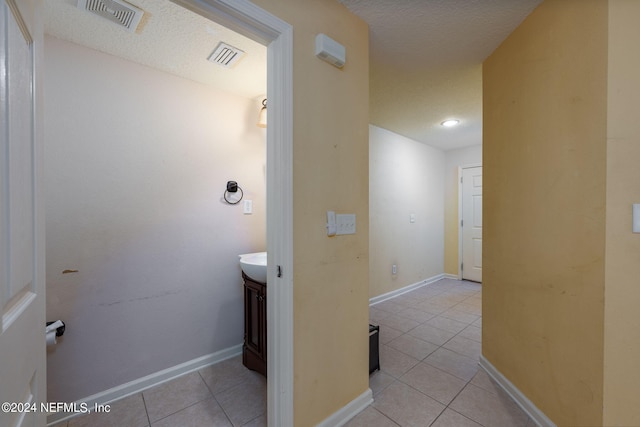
[315,33,346,68]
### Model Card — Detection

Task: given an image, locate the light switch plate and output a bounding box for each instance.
[336,214,356,235]
[633,204,640,233]
[243,200,253,214]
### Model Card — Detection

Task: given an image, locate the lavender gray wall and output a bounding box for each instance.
[44,36,266,402]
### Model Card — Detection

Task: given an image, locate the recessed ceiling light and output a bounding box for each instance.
[441,119,460,127]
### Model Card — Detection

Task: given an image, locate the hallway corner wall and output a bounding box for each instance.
[483,1,608,425]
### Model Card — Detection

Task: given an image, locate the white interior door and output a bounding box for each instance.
[461,166,482,282]
[0,1,46,426]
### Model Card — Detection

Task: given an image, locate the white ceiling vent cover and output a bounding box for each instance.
[77,0,144,32]
[208,42,246,68]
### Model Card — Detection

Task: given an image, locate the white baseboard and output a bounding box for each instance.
[316,388,373,427]
[369,274,445,306]
[46,344,243,426]
[443,273,459,280]
[479,356,556,427]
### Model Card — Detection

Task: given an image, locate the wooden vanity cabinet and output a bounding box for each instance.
[242,272,267,377]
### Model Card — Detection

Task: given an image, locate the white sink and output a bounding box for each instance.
[239,252,267,283]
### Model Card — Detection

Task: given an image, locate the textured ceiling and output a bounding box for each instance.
[339,0,542,150]
[45,0,542,151]
[44,0,266,100]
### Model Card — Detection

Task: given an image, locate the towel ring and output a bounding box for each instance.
[223,186,243,205]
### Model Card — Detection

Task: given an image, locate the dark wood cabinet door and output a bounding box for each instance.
[242,273,266,376]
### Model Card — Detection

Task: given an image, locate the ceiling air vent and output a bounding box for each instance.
[77,0,144,32]
[207,42,245,68]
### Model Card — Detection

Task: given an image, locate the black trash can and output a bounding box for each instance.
[369,324,380,374]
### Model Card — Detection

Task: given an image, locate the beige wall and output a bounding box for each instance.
[483,1,608,425]
[248,1,370,425]
[369,125,445,298]
[443,145,482,276]
[603,1,640,424]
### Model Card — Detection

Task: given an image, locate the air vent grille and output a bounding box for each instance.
[208,42,245,68]
[77,0,144,32]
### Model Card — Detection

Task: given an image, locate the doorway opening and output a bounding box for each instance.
[43,0,293,425]
[168,5,296,421]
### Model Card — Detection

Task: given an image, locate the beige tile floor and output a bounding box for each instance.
[348,278,535,427]
[53,278,533,427]
[51,358,267,427]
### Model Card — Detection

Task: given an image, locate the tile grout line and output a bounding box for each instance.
[197,370,236,426]
[371,406,402,426]
[146,398,214,426]
[141,392,152,427]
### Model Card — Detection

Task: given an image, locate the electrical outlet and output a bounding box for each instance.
[392,264,397,275]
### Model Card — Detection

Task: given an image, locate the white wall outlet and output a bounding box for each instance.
[633,204,640,233]
[410,214,416,223]
[392,264,397,275]
[326,211,337,236]
[336,214,356,235]
[243,200,253,214]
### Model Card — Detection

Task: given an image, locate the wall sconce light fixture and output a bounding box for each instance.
[257,98,267,128]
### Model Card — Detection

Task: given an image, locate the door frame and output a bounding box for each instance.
[170,1,293,425]
[458,163,482,280]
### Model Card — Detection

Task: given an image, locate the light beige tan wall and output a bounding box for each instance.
[248,1,369,425]
[443,145,482,276]
[603,1,640,424]
[483,1,607,425]
[369,125,445,298]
